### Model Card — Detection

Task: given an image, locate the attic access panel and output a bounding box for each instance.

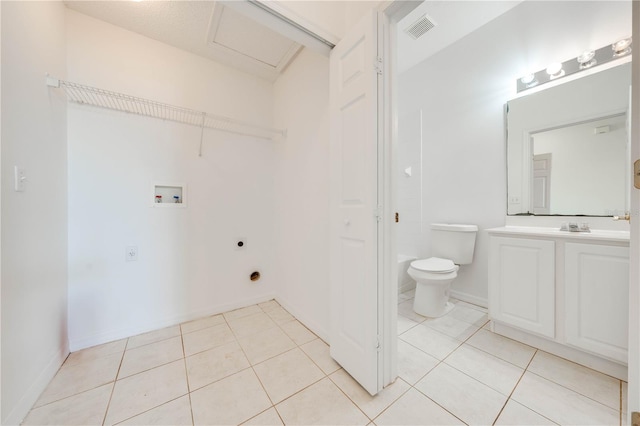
[207,3,302,76]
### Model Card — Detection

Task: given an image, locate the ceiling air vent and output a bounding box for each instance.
[405,14,437,40]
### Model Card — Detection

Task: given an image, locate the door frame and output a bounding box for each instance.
[626,0,639,420]
[377,0,421,387]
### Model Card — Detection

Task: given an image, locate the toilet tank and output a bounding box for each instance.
[430,223,478,265]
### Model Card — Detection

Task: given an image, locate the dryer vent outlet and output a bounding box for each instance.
[250,271,261,281]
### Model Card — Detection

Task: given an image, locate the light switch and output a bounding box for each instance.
[14,166,26,192]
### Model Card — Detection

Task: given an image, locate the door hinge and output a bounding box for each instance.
[395,212,399,223]
[374,205,383,222]
[376,336,382,352]
[374,57,383,75]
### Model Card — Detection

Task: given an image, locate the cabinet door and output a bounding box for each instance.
[565,243,629,363]
[489,237,555,338]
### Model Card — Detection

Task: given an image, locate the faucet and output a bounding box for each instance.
[559,222,591,232]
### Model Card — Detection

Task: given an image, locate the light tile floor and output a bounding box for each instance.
[24,293,627,425]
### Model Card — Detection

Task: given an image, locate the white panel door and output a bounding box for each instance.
[488,237,555,338]
[329,9,381,396]
[532,153,551,214]
[565,243,629,363]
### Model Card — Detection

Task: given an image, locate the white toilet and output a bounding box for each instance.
[407,224,478,317]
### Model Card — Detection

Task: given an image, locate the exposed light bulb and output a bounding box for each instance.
[546,62,564,79]
[576,50,596,69]
[520,73,537,87]
[612,38,632,56]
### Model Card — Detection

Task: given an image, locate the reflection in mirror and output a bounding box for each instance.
[506,62,631,216]
[531,114,627,215]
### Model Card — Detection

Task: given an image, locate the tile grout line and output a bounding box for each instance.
[402,301,619,425]
[114,336,185,381]
[28,343,131,412]
[525,368,623,414]
[255,302,332,415]
[100,338,129,426]
[104,339,195,425]
[410,318,487,425]
[463,331,537,370]
[325,372,377,423]
[397,298,528,425]
[620,380,623,426]
[399,342,470,425]
[126,326,182,351]
[489,348,541,425]
[250,301,348,424]
[392,307,484,426]
[402,299,622,420]
[111,395,190,426]
[407,376,469,425]
[181,303,309,394]
[249,301,345,424]
[179,327,196,426]
[223,304,280,423]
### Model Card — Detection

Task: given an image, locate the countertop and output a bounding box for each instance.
[486,226,630,243]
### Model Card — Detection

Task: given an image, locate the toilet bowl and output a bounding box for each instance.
[408,257,459,317]
[407,223,478,318]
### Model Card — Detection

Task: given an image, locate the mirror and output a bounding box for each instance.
[506,62,631,216]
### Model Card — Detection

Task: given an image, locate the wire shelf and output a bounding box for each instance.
[47,77,286,141]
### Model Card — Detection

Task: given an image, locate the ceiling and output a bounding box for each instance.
[397,1,524,73]
[64,1,302,82]
[65,0,524,81]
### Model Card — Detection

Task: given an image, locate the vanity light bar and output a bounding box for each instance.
[517,37,632,93]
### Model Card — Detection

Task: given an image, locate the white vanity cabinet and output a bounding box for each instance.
[488,237,555,338]
[487,227,630,379]
[564,243,629,363]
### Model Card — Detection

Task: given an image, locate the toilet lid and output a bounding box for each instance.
[410,257,456,273]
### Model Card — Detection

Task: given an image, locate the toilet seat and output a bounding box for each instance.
[410,257,456,273]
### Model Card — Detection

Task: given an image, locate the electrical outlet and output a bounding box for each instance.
[126,246,138,262]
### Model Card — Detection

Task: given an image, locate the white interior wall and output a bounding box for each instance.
[1,2,68,424]
[66,10,279,350]
[398,1,631,305]
[272,48,331,340]
[396,110,422,258]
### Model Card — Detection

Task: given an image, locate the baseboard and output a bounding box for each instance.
[449,290,488,309]
[275,296,329,343]
[69,294,277,352]
[3,341,69,426]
